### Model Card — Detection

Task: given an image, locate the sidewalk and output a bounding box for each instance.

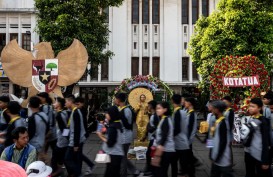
[82,133,246,177]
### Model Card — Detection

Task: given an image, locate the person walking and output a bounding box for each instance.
[0,96,10,131]
[97,106,124,177]
[64,95,86,177]
[151,102,175,177]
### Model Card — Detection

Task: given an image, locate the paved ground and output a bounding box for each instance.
[82,133,246,177]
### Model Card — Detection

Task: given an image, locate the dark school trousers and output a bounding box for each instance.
[153,151,175,177]
[104,155,123,177]
[145,139,154,172]
[245,152,271,177]
[171,149,195,177]
[120,143,136,177]
[64,143,83,177]
[210,163,234,177]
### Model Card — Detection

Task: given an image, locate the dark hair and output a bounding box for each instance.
[56,97,65,108]
[250,98,263,108]
[107,106,120,122]
[0,96,10,103]
[11,127,28,140]
[171,94,182,105]
[264,91,273,100]
[210,100,227,113]
[115,93,127,102]
[37,92,53,105]
[181,93,191,98]
[75,97,85,104]
[66,95,76,103]
[29,96,41,109]
[222,96,232,103]
[157,102,172,116]
[148,100,157,110]
[7,101,21,115]
[185,97,197,109]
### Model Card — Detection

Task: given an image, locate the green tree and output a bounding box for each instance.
[188,0,273,95]
[35,0,124,64]
[46,63,57,71]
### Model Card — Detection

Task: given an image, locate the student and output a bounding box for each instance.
[243,98,271,177]
[0,96,10,131]
[151,102,175,177]
[97,106,124,177]
[262,91,273,120]
[37,92,57,155]
[205,100,216,141]
[1,127,36,169]
[28,96,49,161]
[209,100,233,177]
[51,97,69,177]
[75,97,95,175]
[64,95,86,177]
[114,93,138,177]
[222,96,235,139]
[1,101,26,147]
[143,100,159,176]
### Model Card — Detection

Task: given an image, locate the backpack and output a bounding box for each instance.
[120,107,133,130]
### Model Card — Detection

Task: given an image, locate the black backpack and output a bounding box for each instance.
[120,107,134,130]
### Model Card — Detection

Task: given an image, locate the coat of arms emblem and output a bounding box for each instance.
[32,59,58,92]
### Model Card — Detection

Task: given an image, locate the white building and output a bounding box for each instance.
[0,0,219,106]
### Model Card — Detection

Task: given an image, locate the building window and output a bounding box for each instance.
[104,7,109,23]
[134,25,137,34]
[101,60,109,80]
[22,33,31,51]
[182,57,189,80]
[134,42,137,49]
[91,63,98,81]
[131,57,139,76]
[153,57,160,77]
[182,0,189,24]
[10,33,18,42]
[152,0,160,24]
[144,42,148,50]
[202,0,209,17]
[154,42,158,50]
[142,57,149,76]
[192,62,199,80]
[192,0,199,24]
[0,34,6,53]
[143,0,149,24]
[132,0,139,24]
[154,26,158,34]
[144,25,148,34]
[184,26,187,33]
[184,42,187,50]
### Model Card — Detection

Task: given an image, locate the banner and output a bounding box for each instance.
[223,75,260,87]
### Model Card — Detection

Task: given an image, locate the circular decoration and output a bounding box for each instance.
[128,88,153,110]
[209,55,270,100]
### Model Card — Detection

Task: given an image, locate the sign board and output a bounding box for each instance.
[223,76,260,87]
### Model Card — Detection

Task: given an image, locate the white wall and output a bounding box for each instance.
[0,0,34,9]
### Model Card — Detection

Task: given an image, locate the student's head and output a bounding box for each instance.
[249,98,263,116]
[210,100,227,117]
[181,93,190,106]
[7,101,21,116]
[156,102,171,117]
[54,97,65,110]
[0,96,10,109]
[75,97,85,109]
[171,94,182,105]
[207,100,213,112]
[184,97,197,110]
[106,106,120,123]
[222,96,232,107]
[148,100,157,112]
[114,93,127,106]
[28,96,41,109]
[140,94,146,102]
[65,95,76,109]
[263,91,273,105]
[12,127,29,148]
[37,92,53,105]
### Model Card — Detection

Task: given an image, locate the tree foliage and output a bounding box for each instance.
[35,0,124,64]
[188,0,273,94]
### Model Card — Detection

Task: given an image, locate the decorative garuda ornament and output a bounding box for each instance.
[1,39,88,105]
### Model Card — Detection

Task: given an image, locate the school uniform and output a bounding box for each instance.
[244,115,271,177]
[119,106,135,177]
[0,109,10,131]
[4,117,26,147]
[172,108,196,177]
[209,116,233,177]
[64,108,86,177]
[102,121,124,177]
[224,108,235,140]
[145,113,160,173]
[153,116,175,177]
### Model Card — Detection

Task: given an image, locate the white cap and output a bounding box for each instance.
[26,161,52,177]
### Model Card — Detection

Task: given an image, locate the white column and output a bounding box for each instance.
[127,0,132,77]
[18,15,21,47]
[178,0,182,82]
[87,63,91,82]
[98,64,102,82]
[149,0,153,75]
[109,7,113,81]
[159,0,164,79]
[199,0,202,17]
[5,15,8,45]
[189,0,193,82]
[139,0,143,75]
